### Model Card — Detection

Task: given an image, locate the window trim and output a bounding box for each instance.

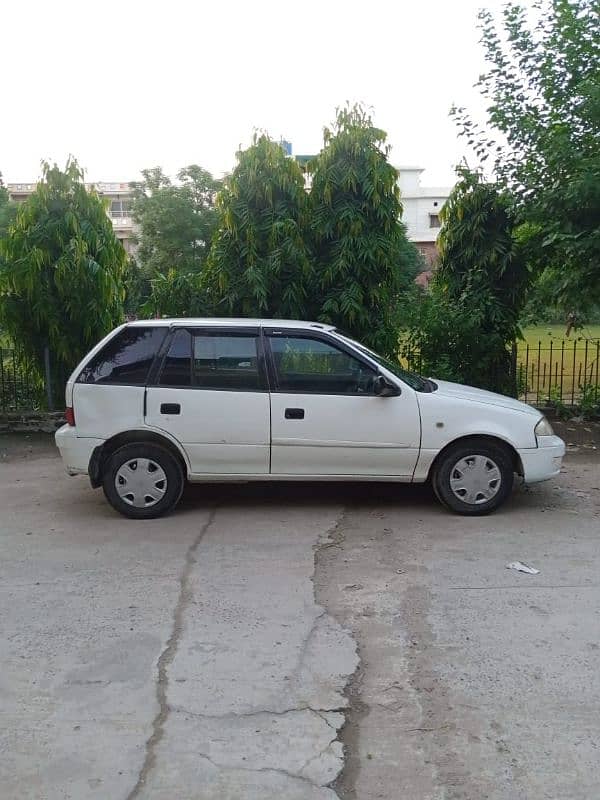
[263,328,380,396]
[151,325,270,393]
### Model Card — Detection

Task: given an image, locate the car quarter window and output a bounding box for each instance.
[77,327,167,385]
[157,330,263,391]
[268,335,377,394]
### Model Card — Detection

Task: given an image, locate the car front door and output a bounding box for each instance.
[145,326,270,475]
[265,329,421,477]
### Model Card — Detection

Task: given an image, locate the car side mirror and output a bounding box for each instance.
[372,374,400,397]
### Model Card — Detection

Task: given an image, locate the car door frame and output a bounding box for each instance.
[144,323,273,476]
[262,326,422,478]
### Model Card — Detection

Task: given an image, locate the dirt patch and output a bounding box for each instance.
[552,418,600,451]
[0,432,58,463]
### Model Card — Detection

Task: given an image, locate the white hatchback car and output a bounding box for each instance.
[55,318,565,519]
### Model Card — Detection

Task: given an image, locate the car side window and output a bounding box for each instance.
[269,335,377,394]
[157,330,263,391]
[78,327,166,385]
[193,334,262,390]
[158,329,192,386]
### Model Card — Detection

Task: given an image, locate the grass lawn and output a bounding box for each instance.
[520,324,600,348]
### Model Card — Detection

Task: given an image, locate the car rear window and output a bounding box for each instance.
[77,327,167,385]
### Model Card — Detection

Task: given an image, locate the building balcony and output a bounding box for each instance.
[109,215,134,230]
[96,182,133,195]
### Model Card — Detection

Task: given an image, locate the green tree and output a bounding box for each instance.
[0,159,126,382]
[404,167,529,394]
[206,134,312,318]
[452,0,600,315]
[131,165,222,278]
[0,173,17,241]
[308,104,421,356]
[140,269,207,319]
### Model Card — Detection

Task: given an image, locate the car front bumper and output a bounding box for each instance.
[55,425,104,476]
[517,435,566,484]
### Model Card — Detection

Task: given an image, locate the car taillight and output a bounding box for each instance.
[65,407,75,426]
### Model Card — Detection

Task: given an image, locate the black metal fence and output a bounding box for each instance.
[0,349,46,412]
[403,337,600,408]
[517,338,600,406]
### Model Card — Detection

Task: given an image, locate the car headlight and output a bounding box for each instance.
[535,417,554,438]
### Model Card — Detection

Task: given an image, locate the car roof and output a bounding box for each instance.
[126,318,337,331]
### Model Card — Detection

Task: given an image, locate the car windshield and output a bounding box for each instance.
[336,333,430,391]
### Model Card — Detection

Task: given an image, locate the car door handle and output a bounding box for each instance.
[160,403,181,415]
[285,408,305,419]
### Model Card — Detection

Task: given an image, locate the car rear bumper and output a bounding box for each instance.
[518,436,566,484]
[55,425,104,476]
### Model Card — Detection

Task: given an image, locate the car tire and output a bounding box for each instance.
[102,442,185,519]
[432,440,514,516]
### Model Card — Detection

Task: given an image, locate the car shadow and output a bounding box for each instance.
[177,477,565,517]
[179,479,439,511]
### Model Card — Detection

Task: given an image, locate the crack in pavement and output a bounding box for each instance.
[287,608,328,684]
[192,750,331,789]
[299,736,340,779]
[125,508,218,800]
[170,705,348,721]
[126,504,357,798]
[312,508,365,798]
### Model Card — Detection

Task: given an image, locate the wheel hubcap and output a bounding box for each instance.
[449,454,502,505]
[115,458,167,508]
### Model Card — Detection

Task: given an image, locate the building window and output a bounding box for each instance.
[110,199,131,218]
[429,213,441,228]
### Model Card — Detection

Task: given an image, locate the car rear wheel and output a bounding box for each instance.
[432,440,514,516]
[102,443,184,519]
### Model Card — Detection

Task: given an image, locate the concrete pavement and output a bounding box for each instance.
[1,434,599,799]
[317,455,600,799]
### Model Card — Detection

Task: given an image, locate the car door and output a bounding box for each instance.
[145,326,270,475]
[265,329,421,477]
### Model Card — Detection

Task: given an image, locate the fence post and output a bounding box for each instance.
[44,345,54,412]
[511,342,518,397]
[0,348,4,414]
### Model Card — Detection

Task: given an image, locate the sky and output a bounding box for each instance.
[1,0,511,188]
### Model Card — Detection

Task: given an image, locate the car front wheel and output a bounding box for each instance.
[432,440,514,515]
[102,443,185,519]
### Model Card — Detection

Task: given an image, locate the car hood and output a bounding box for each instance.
[430,379,541,417]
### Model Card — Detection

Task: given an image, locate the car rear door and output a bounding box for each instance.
[265,329,421,477]
[144,326,270,475]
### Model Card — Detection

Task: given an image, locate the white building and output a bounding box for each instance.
[397,167,452,270]
[6,181,137,255]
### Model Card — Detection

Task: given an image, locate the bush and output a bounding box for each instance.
[402,167,528,395]
[402,290,515,391]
